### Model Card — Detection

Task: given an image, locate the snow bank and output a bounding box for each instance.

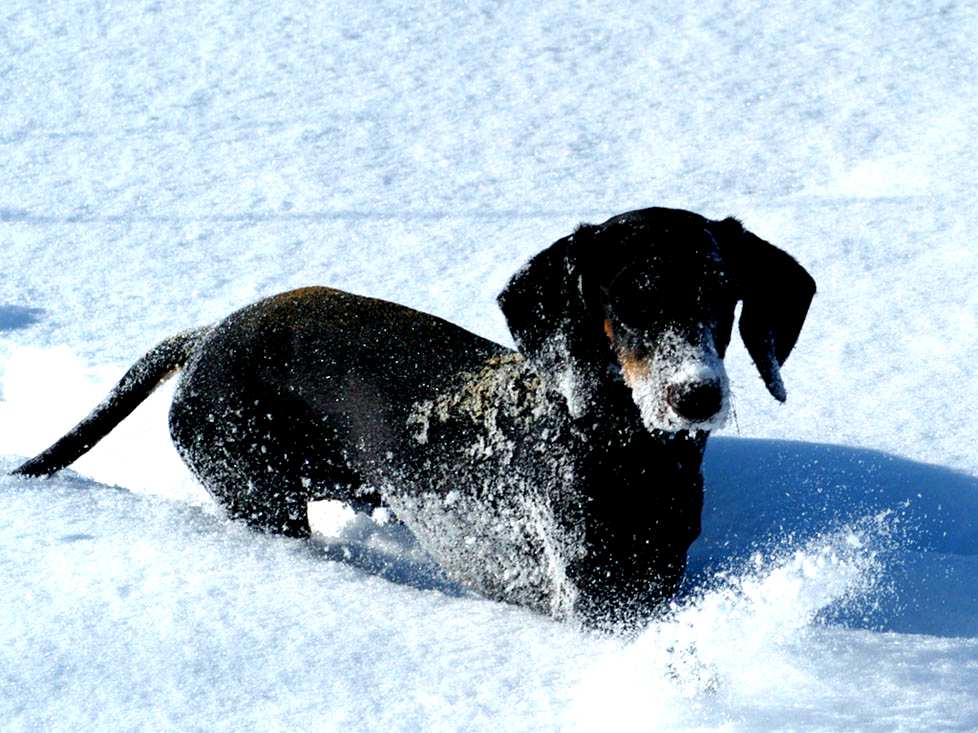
[6,464,978,731]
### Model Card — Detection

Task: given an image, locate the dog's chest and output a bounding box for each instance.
[378,354,588,616]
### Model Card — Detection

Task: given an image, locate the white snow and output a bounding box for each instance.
[3,0,978,729]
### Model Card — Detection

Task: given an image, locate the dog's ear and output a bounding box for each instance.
[497,226,605,417]
[711,217,816,402]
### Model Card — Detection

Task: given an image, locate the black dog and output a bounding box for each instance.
[13,207,815,628]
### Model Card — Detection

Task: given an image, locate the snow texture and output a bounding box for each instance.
[3,0,978,730]
[400,352,582,619]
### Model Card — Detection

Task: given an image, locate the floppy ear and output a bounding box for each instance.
[711,218,816,402]
[497,227,605,417]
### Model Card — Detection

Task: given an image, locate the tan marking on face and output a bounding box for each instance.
[604,320,653,387]
[617,349,652,387]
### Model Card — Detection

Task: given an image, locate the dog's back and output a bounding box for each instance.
[169,286,509,535]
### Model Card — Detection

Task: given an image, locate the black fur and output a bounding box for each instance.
[12,207,815,629]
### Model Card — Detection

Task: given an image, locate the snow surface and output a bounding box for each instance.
[2,0,978,729]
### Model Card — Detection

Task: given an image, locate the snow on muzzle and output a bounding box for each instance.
[617,331,730,433]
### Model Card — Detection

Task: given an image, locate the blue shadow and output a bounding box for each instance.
[0,305,44,332]
[691,438,978,637]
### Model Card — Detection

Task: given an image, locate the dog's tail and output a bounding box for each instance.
[10,327,210,478]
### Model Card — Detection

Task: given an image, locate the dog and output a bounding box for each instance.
[13,207,815,629]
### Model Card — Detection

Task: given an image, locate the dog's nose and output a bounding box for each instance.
[667,380,724,422]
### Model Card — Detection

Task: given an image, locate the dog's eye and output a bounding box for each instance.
[618,300,654,322]
[610,294,663,330]
[605,272,664,329]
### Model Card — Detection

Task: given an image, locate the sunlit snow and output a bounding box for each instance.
[3,0,978,730]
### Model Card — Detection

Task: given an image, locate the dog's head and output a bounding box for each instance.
[497,207,816,433]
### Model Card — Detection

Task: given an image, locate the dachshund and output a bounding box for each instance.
[12,207,816,629]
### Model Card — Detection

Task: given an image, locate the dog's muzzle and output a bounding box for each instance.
[618,332,730,434]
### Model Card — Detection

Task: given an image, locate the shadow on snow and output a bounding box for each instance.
[4,438,978,637]
[690,438,978,637]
